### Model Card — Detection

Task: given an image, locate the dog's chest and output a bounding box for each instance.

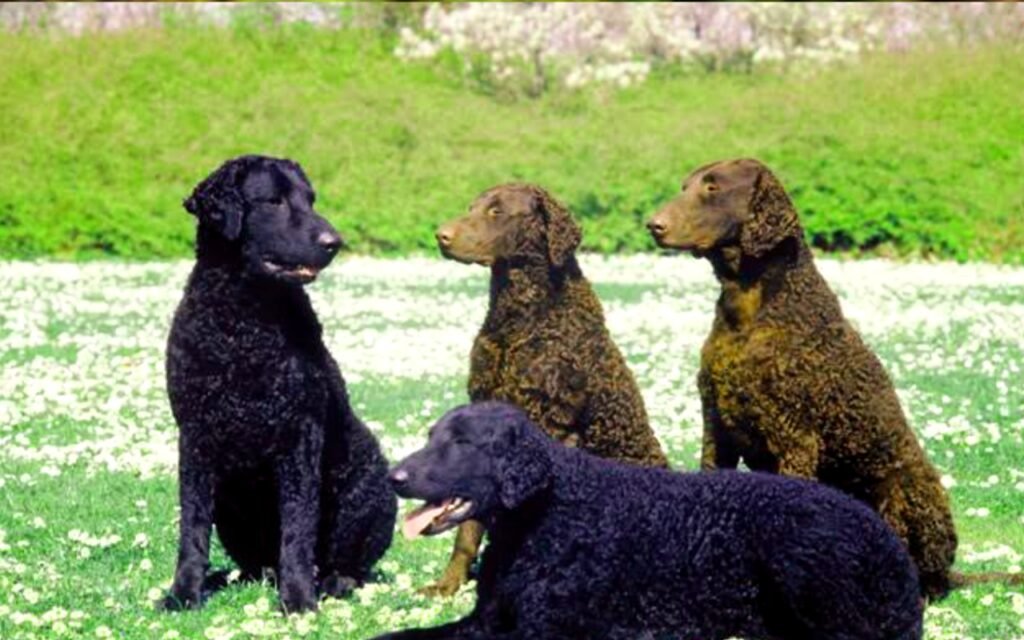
[167,297,331,447]
[701,324,782,429]
[470,332,566,396]
[485,515,617,631]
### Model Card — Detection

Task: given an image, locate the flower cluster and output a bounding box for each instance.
[394,3,1024,91]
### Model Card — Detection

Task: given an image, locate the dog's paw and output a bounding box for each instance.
[417,574,465,598]
[157,589,202,612]
[320,574,359,599]
[418,554,477,598]
[279,582,319,614]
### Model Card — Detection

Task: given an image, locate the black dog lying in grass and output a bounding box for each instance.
[162,155,395,613]
[380,402,922,640]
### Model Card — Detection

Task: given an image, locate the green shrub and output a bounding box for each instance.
[0,26,1021,262]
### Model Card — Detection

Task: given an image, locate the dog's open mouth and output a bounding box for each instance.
[263,260,320,282]
[402,497,473,540]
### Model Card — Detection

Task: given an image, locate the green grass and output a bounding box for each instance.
[0,24,1022,262]
[0,257,1022,638]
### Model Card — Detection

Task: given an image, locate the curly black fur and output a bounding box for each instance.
[378,402,923,640]
[161,155,395,613]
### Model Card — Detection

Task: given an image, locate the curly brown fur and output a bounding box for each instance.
[649,158,958,601]
[424,183,668,596]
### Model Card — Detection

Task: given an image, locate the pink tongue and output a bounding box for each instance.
[402,499,453,540]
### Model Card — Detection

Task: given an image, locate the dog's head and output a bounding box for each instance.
[647,158,802,259]
[435,183,581,269]
[389,401,552,539]
[184,155,343,284]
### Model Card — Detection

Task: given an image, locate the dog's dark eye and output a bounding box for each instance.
[486,206,500,218]
[258,196,285,207]
[704,182,719,193]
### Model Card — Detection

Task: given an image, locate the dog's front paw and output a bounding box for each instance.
[417,568,468,598]
[279,580,319,614]
[418,552,476,598]
[158,588,202,612]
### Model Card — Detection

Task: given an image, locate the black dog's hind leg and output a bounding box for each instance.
[275,424,322,613]
[161,449,214,610]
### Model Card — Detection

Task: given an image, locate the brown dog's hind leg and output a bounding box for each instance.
[875,465,957,602]
[419,520,484,598]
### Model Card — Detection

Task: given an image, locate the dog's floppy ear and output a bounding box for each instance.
[534,188,581,268]
[497,413,552,509]
[280,158,312,190]
[739,165,802,258]
[183,157,252,241]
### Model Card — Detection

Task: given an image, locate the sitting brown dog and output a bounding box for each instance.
[422,183,668,596]
[647,158,957,600]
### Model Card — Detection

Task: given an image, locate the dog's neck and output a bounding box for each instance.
[484,442,593,550]
[706,238,833,330]
[190,230,322,343]
[484,257,582,334]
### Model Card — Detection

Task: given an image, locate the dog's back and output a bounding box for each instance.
[486,450,922,640]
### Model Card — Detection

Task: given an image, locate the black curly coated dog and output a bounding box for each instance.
[378,402,923,640]
[162,155,395,613]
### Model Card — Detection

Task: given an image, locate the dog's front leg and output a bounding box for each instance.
[276,424,322,613]
[698,370,739,471]
[161,443,214,610]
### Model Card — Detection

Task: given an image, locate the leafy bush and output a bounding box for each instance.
[0,25,1021,262]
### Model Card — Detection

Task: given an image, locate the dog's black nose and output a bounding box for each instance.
[317,231,343,254]
[388,468,409,490]
[646,219,667,236]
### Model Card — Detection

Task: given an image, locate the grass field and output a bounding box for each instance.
[1,23,1023,262]
[1,255,1023,639]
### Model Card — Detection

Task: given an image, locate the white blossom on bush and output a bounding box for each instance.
[394,2,1024,91]
[5,3,1021,93]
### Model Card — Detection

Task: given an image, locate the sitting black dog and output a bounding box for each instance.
[162,155,395,613]
[380,402,922,640]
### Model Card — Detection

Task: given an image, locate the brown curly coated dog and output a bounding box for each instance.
[421,183,668,597]
[647,158,958,600]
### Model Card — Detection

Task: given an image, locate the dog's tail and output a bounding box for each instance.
[949,570,1024,589]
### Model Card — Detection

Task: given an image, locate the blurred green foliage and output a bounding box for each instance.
[0,23,1021,262]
